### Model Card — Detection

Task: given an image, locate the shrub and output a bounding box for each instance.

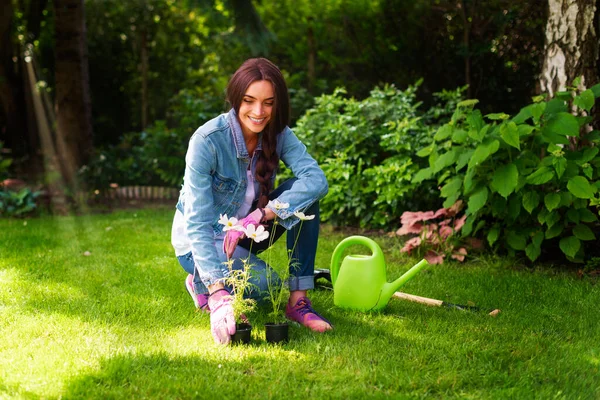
[80,89,225,191]
[294,82,464,228]
[412,79,600,263]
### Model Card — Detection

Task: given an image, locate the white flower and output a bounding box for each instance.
[218,214,242,231]
[244,223,270,243]
[293,211,315,221]
[267,199,290,210]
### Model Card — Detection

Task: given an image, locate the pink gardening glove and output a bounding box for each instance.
[208,289,236,345]
[223,208,264,258]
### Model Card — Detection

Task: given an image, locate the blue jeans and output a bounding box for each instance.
[176,178,320,299]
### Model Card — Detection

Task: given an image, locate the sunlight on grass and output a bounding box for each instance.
[1,208,599,398]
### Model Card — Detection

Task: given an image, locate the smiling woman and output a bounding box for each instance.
[170,58,332,345]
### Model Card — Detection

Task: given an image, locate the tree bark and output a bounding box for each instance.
[140,29,149,130]
[540,0,599,95]
[0,0,29,158]
[53,0,93,189]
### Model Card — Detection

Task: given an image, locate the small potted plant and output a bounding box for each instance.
[225,261,256,344]
[263,201,316,344]
[219,214,269,344]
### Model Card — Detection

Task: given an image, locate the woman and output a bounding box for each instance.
[171,58,332,345]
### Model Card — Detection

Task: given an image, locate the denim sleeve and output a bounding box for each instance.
[268,127,328,229]
[182,133,225,286]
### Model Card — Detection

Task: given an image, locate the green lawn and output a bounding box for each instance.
[1,207,599,399]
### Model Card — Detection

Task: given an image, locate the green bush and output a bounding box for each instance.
[80,89,225,191]
[294,82,463,228]
[0,188,40,217]
[412,79,600,263]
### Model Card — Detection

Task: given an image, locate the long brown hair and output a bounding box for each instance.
[226,58,290,208]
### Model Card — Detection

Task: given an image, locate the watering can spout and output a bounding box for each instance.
[379,259,429,309]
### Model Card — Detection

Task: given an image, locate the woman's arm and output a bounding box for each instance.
[182,133,226,290]
[267,127,328,228]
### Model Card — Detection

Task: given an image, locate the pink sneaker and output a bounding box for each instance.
[185,274,209,312]
[286,297,332,332]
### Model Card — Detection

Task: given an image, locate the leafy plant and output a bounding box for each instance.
[263,201,315,323]
[294,82,464,228]
[0,188,40,217]
[396,200,472,264]
[412,78,600,263]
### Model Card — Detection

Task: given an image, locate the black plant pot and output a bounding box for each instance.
[265,322,289,344]
[230,323,252,344]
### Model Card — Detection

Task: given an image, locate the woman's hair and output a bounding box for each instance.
[226,58,290,209]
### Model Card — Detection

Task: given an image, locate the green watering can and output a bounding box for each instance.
[330,236,429,312]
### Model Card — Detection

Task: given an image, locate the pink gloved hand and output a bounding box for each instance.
[223,208,264,258]
[208,289,236,345]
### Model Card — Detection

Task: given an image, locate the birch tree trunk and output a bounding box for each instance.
[54,0,93,190]
[540,0,599,95]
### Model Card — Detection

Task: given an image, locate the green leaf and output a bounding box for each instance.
[491,163,519,198]
[412,167,433,183]
[545,223,564,239]
[416,145,434,157]
[468,124,488,142]
[456,150,474,171]
[468,139,499,169]
[559,236,581,258]
[579,147,599,165]
[434,149,458,173]
[458,99,480,108]
[451,129,468,143]
[485,113,510,121]
[574,89,595,112]
[522,192,540,214]
[468,187,488,214]
[434,124,453,141]
[546,112,580,137]
[507,194,522,220]
[518,124,536,137]
[544,193,561,211]
[583,165,593,179]
[573,224,596,241]
[526,167,554,185]
[545,211,561,228]
[552,156,567,179]
[440,177,463,198]
[532,231,544,248]
[487,226,500,246]
[500,121,520,150]
[525,242,541,262]
[579,208,598,222]
[506,231,527,250]
[567,176,596,199]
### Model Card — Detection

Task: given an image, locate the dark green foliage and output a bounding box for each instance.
[79,88,226,190]
[294,82,464,228]
[0,188,40,217]
[413,81,600,263]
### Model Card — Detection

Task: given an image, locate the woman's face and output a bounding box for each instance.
[238,80,274,137]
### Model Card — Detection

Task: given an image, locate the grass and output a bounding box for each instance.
[1,207,599,399]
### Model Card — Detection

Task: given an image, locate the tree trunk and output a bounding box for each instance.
[458,0,473,98]
[0,0,29,159]
[53,0,93,190]
[540,0,599,95]
[140,29,149,130]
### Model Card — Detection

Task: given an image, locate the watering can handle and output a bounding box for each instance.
[330,235,383,284]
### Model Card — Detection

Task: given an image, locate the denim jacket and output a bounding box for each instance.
[176,109,328,285]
